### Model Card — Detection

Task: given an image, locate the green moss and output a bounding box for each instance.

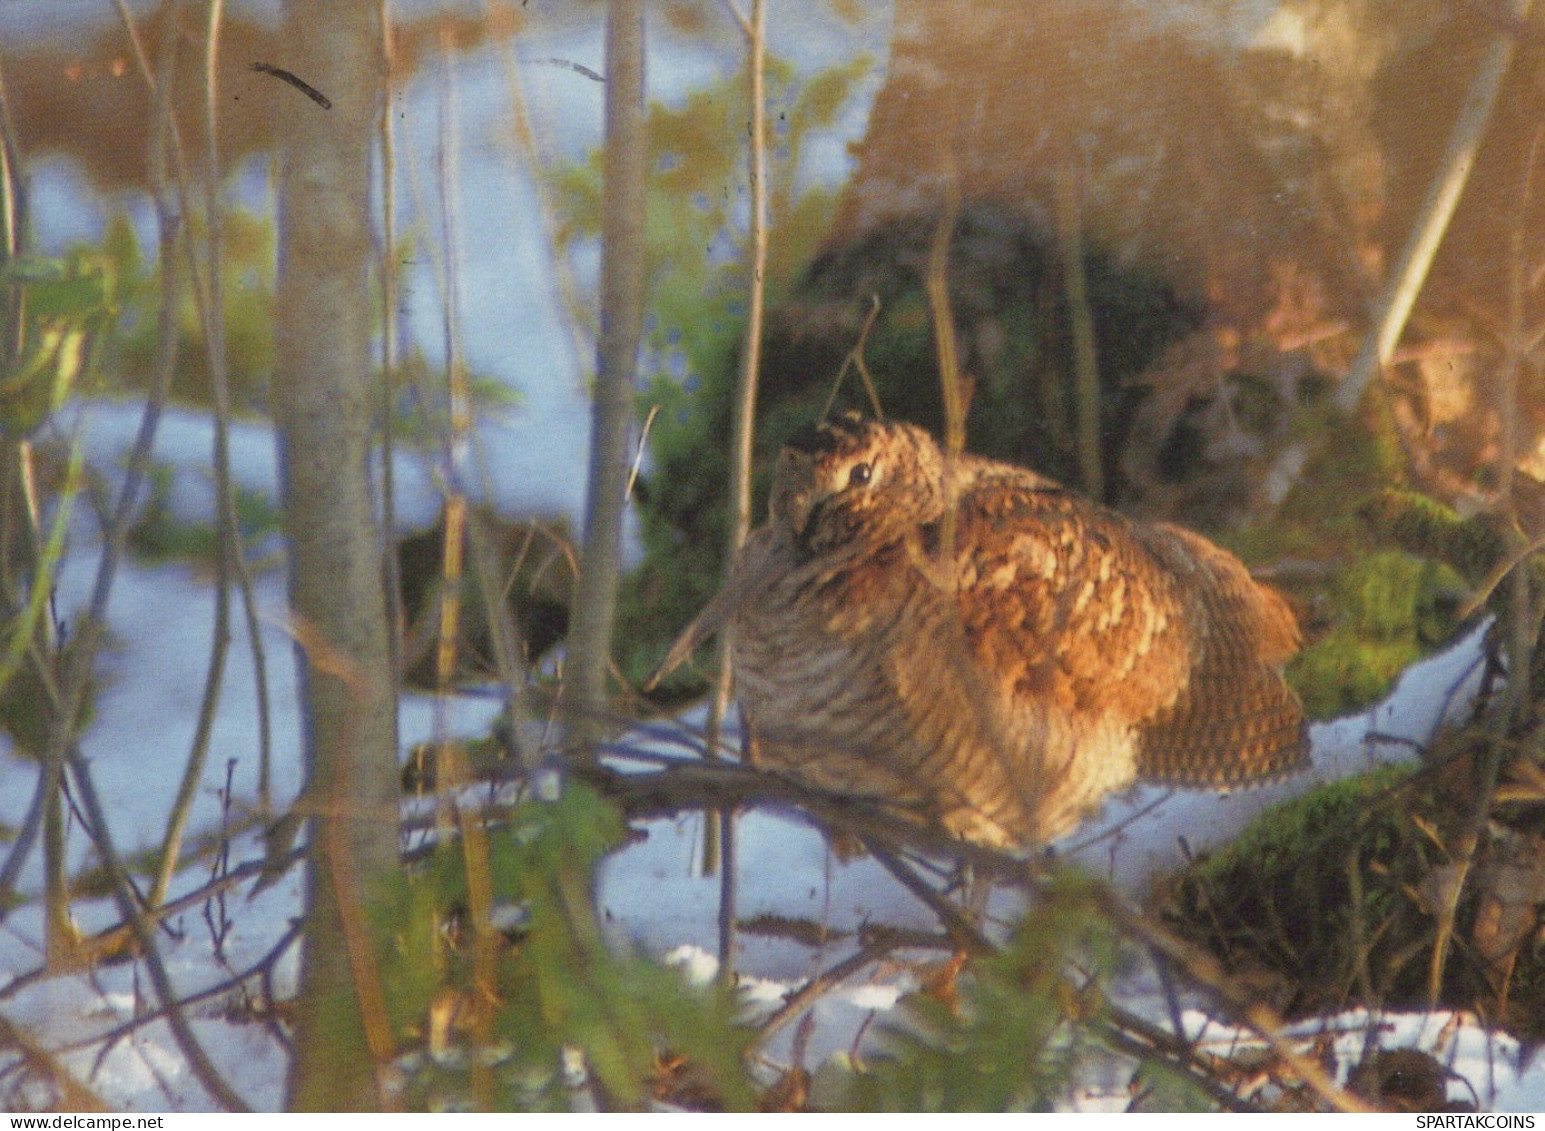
[1290,630,1421,719]
[1338,552,1444,639]
[1160,767,1434,1016]
[1362,487,1524,590]
[1288,551,1466,719]
[1162,761,1545,1038]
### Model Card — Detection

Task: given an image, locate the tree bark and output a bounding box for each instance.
[272,0,400,1110]
[562,0,646,755]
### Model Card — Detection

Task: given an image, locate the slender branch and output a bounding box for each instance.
[1054,156,1104,501]
[925,180,964,567]
[66,757,251,1111]
[0,1012,109,1112]
[747,936,901,1056]
[1264,0,1532,510]
[705,0,768,967]
[0,45,27,371]
[431,29,473,826]
[209,0,275,890]
[436,29,472,460]
[819,293,884,419]
[111,0,274,912]
[722,0,769,564]
[150,0,235,912]
[377,0,403,692]
[0,34,184,921]
[719,0,753,38]
[1337,0,1531,418]
[716,798,739,979]
[424,52,509,1090]
[863,840,995,955]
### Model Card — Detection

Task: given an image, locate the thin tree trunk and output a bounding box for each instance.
[274,0,400,1110]
[563,0,646,756]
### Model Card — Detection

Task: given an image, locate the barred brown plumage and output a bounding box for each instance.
[650,413,1308,848]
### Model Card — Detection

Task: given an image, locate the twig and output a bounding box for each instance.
[1054,154,1104,500]
[66,757,251,1111]
[748,936,900,1057]
[431,35,474,852]
[118,0,272,913]
[718,801,739,982]
[624,403,660,502]
[1336,0,1529,413]
[924,179,965,567]
[423,66,502,1079]
[721,0,769,565]
[819,293,884,419]
[719,0,753,38]
[1430,112,1545,1005]
[202,759,239,960]
[863,840,995,956]
[377,0,404,695]
[149,0,236,913]
[1457,530,1545,621]
[0,1011,109,1112]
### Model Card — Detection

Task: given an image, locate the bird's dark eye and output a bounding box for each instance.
[848,462,873,487]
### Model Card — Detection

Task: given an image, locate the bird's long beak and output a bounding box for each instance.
[643,530,789,690]
[783,489,816,542]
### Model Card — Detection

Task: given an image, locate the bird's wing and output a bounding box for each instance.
[1130,523,1308,785]
[945,479,1306,787]
[946,479,1196,723]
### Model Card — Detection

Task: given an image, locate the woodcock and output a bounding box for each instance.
[651,414,1308,848]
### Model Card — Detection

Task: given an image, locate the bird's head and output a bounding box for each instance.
[769,413,945,554]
